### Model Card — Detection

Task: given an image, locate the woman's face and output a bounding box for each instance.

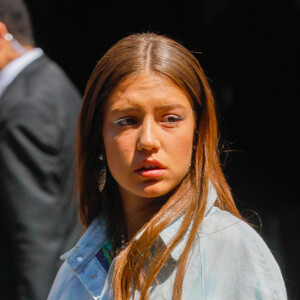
[102,72,195,202]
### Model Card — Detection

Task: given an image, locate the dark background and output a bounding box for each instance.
[24,0,300,298]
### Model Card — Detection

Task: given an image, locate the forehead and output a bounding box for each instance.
[104,72,193,112]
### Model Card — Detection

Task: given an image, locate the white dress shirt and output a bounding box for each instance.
[0,48,43,98]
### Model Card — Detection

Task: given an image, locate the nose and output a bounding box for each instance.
[136,116,160,153]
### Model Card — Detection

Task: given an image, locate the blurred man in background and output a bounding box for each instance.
[0,0,82,299]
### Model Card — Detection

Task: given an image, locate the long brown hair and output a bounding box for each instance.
[77,33,242,299]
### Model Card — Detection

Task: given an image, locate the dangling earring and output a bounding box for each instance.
[98,154,107,192]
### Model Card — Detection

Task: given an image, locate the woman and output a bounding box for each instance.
[48,33,286,299]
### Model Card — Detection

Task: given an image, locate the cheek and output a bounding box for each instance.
[172,134,193,164]
[170,123,195,167]
[103,132,135,172]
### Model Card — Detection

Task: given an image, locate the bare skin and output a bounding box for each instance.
[0,22,33,70]
[103,72,195,239]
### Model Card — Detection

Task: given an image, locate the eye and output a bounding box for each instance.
[161,114,183,127]
[113,117,138,127]
[164,115,182,122]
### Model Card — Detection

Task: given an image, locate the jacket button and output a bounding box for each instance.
[76,256,83,262]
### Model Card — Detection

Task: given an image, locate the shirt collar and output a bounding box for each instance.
[0,48,43,98]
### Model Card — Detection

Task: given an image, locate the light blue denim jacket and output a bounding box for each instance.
[48,188,287,299]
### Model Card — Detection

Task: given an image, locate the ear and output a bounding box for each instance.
[0,22,8,37]
[0,22,9,47]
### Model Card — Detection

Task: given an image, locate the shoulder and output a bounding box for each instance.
[201,207,275,258]
[48,216,109,300]
[48,261,76,299]
[1,55,81,112]
[191,207,287,299]
[48,261,92,300]
[202,207,261,245]
[22,55,77,91]
[28,55,81,98]
[0,55,81,136]
[201,207,282,274]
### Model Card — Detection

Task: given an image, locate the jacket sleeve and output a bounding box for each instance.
[0,101,73,300]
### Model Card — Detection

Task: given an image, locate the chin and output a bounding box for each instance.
[139,190,168,198]
[136,181,176,199]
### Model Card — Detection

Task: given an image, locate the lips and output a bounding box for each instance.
[134,160,167,178]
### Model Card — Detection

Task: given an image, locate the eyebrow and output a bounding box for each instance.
[109,104,187,115]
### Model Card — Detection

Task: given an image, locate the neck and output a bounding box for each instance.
[119,188,168,240]
[0,45,33,70]
[0,50,20,70]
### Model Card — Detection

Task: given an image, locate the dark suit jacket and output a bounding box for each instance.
[0,54,82,300]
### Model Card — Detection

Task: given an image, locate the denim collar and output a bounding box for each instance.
[60,217,108,272]
[61,185,217,269]
[158,184,217,260]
